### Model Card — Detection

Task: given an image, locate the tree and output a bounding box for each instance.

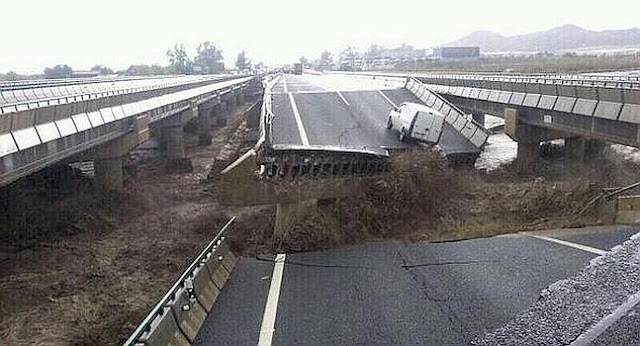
[194,41,224,74]
[4,71,19,81]
[166,44,192,74]
[235,50,251,71]
[90,65,114,75]
[124,64,171,76]
[299,56,309,67]
[366,44,383,59]
[44,65,73,79]
[319,50,333,70]
[339,46,360,71]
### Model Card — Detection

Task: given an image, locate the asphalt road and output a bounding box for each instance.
[270,74,477,156]
[195,225,639,345]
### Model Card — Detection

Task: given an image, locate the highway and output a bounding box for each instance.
[194,225,639,345]
[269,74,479,157]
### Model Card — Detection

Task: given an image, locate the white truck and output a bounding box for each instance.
[386,102,445,144]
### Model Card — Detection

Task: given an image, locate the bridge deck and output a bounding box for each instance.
[270,74,477,156]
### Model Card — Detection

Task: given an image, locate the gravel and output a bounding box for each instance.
[473,229,640,345]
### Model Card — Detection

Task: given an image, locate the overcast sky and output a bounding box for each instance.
[2,0,639,74]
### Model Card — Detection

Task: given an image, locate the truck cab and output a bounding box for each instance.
[387,102,445,144]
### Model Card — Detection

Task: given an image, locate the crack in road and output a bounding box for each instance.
[396,247,475,339]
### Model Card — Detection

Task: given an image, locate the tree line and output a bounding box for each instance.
[0,42,255,81]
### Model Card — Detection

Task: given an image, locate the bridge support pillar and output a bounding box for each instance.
[236,90,245,106]
[217,102,227,127]
[274,200,317,238]
[94,157,123,191]
[516,142,541,167]
[472,113,485,127]
[197,107,213,146]
[165,124,192,173]
[229,92,238,112]
[565,137,606,163]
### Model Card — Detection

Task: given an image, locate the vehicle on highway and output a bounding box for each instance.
[386,102,445,144]
[293,63,303,75]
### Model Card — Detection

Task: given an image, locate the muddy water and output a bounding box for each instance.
[475,115,517,170]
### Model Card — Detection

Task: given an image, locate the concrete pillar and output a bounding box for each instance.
[516,142,540,166]
[565,137,587,162]
[216,102,227,127]
[229,92,238,112]
[274,200,317,238]
[586,140,606,161]
[565,137,606,163]
[472,113,485,127]
[237,90,245,105]
[94,157,123,191]
[197,107,212,146]
[165,125,193,173]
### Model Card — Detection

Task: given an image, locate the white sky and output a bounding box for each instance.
[2,0,639,74]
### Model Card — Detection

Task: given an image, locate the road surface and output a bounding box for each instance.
[269,74,478,157]
[195,225,638,345]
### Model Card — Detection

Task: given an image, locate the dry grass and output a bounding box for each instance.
[230,150,617,255]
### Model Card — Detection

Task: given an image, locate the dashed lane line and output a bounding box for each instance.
[258,254,286,346]
[377,89,397,108]
[336,91,351,107]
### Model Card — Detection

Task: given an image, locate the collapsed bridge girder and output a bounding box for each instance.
[219,147,388,236]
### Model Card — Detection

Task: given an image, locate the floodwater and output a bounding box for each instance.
[475,115,517,170]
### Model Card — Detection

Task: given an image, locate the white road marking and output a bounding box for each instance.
[336,91,350,107]
[526,234,607,255]
[377,89,397,108]
[258,254,286,346]
[570,289,640,346]
[288,92,310,146]
[283,75,288,93]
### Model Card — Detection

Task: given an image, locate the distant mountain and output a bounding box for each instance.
[446,25,640,52]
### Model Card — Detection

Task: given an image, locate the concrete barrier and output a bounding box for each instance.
[192,265,221,313]
[215,238,239,273]
[137,307,190,346]
[123,217,239,346]
[168,284,208,342]
[204,253,231,289]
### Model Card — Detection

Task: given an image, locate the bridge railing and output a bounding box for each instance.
[0,77,253,185]
[123,217,238,346]
[256,73,279,150]
[0,75,238,111]
[406,78,490,150]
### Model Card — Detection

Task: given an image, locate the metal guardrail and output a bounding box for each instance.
[406,78,490,150]
[338,71,640,90]
[0,75,238,112]
[0,75,186,91]
[255,73,279,151]
[411,73,640,90]
[123,216,238,346]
